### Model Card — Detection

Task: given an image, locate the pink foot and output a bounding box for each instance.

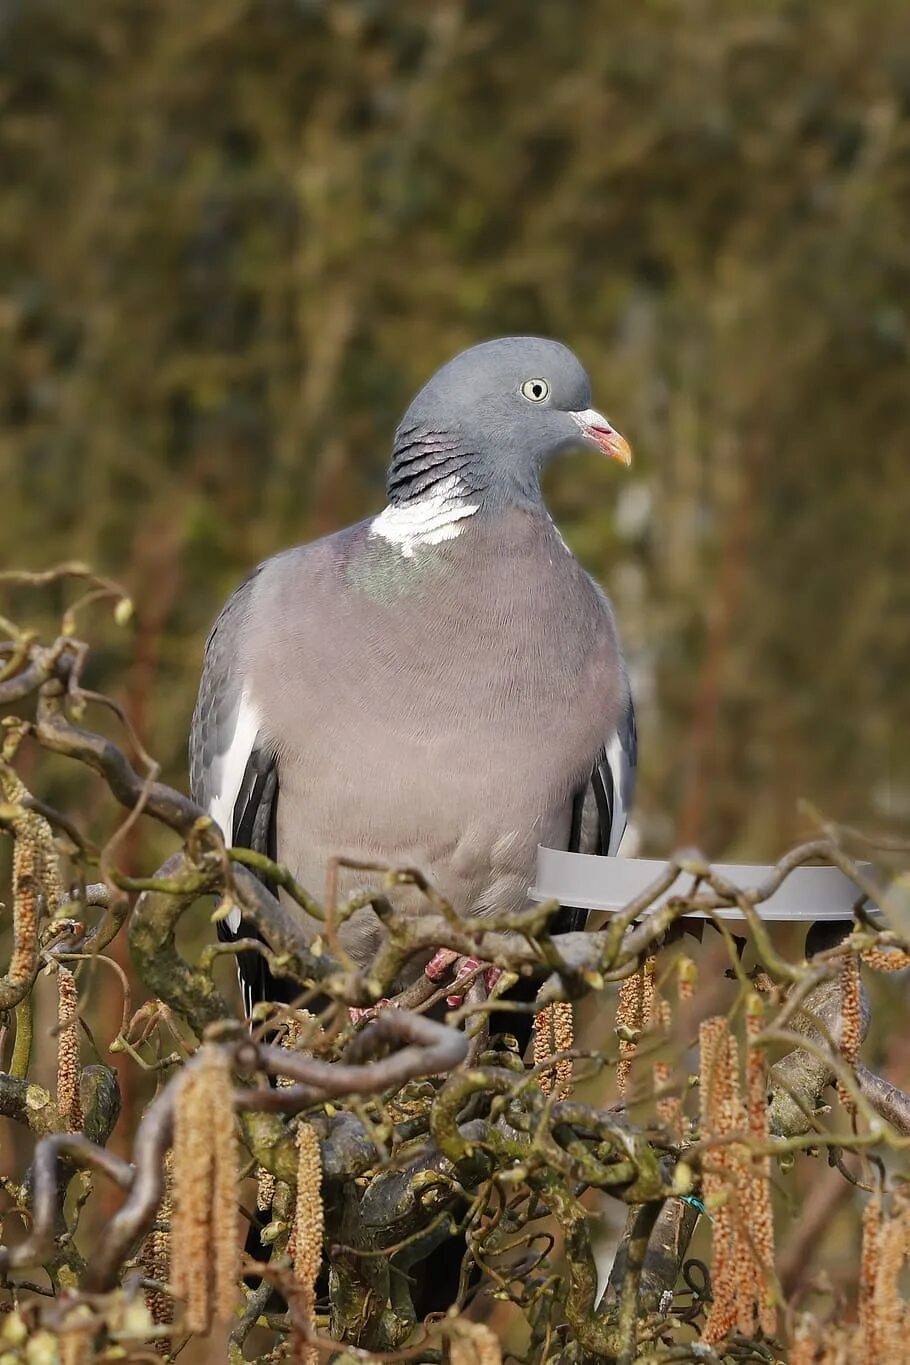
[425,948,461,982]
[348,999,394,1025]
[424,950,501,1006]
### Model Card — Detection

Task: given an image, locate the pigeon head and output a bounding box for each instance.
[387,337,631,510]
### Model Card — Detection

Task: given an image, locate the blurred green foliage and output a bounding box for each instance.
[1,0,908,860]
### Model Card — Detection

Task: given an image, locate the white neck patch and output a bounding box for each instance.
[370,475,479,559]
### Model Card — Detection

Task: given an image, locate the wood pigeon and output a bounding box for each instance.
[189,337,636,1013]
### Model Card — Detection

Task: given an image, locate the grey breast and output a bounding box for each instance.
[224,506,625,964]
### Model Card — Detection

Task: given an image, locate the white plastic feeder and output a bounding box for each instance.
[530,847,877,922]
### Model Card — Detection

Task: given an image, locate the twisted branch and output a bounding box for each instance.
[4,1011,467,1290]
[0,596,908,1361]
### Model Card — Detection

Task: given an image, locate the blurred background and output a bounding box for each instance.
[1,0,909,860]
[2,3,910,1326]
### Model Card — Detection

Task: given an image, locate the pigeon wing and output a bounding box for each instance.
[189,570,289,1016]
[559,686,638,932]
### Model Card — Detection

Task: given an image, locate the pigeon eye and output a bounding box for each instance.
[521,378,550,403]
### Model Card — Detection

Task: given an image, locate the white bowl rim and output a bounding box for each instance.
[529,845,878,922]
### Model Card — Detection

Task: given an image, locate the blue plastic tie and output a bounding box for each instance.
[678,1194,708,1217]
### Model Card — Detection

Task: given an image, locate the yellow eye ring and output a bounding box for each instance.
[520,378,550,403]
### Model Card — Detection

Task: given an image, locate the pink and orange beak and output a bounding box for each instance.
[570,408,632,467]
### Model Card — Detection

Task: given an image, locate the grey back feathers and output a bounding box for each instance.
[189,336,636,1005]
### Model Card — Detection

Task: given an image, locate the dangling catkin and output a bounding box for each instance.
[5,762,63,912]
[58,1335,92,1365]
[534,998,574,1098]
[58,1326,92,1365]
[676,955,697,1004]
[3,775,42,998]
[701,1008,780,1345]
[533,994,551,1080]
[615,968,643,1094]
[170,1045,240,1334]
[143,1149,173,1336]
[654,996,682,1135]
[793,1324,861,1365]
[658,955,697,1136]
[552,999,574,1098]
[641,954,656,1027]
[271,1012,317,1229]
[449,1320,502,1364]
[257,1016,304,1212]
[291,1122,323,1365]
[615,957,658,1095]
[700,1017,740,1344]
[859,1191,881,1362]
[56,965,82,1132]
[862,945,910,972]
[788,1317,821,1365]
[256,1165,277,1213]
[8,829,39,994]
[211,1071,241,1323]
[836,955,862,1112]
[744,992,775,1337]
[871,1193,909,1363]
